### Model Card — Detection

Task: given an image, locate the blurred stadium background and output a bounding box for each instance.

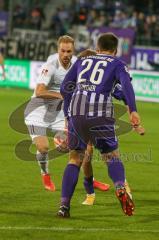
[0,0,159,239]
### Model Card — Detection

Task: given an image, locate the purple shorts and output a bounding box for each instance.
[68,116,118,154]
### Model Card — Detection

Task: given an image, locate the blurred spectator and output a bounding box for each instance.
[28,7,45,30]
[129,11,138,28]
[92,0,105,11]
[50,7,66,37]
[87,10,108,28]
[86,9,98,27]
[75,0,90,10]
[151,15,159,45]
[136,12,146,44]
[0,0,4,10]
[12,4,26,28]
[109,10,124,28]
[72,7,88,25]
[93,11,108,27]
[3,0,159,47]
[144,15,153,44]
[58,5,70,32]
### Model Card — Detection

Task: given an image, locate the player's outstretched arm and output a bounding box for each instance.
[112,84,145,135]
[116,62,146,135]
[35,83,63,99]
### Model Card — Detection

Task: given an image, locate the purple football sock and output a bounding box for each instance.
[61,164,80,207]
[83,175,94,194]
[107,157,125,187]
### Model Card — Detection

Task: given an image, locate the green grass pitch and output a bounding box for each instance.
[0,88,159,240]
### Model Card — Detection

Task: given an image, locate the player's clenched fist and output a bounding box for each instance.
[130,111,141,127]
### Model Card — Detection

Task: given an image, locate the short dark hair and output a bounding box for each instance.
[77,49,96,58]
[97,32,118,52]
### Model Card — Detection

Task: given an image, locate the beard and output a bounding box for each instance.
[62,57,70,64]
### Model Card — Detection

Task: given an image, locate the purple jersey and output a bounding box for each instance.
[60,54,136,118]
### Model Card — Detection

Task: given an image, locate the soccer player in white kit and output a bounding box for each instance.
[24,35,76,191]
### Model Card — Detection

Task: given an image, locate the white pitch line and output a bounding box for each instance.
[0,227,159,233]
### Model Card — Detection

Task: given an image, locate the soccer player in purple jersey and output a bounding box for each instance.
[77,49,145,205]
[58,32,143,218]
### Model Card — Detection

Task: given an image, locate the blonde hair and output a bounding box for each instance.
[57,35,75,47]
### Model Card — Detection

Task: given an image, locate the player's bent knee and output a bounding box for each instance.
[86,144,93,155]
[36,144,49,153]
[82,144,93,164]
[69,150,85,167]
[34,136,49,153]
[102,149,119,162]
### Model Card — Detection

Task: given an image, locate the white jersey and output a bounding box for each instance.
[32,53,77,96]
[25,53,77,134]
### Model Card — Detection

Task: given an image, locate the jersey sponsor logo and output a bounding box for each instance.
[41,69,48,76]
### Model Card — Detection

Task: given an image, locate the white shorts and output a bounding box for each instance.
[24,98,65,140]
[25,111,65,140]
